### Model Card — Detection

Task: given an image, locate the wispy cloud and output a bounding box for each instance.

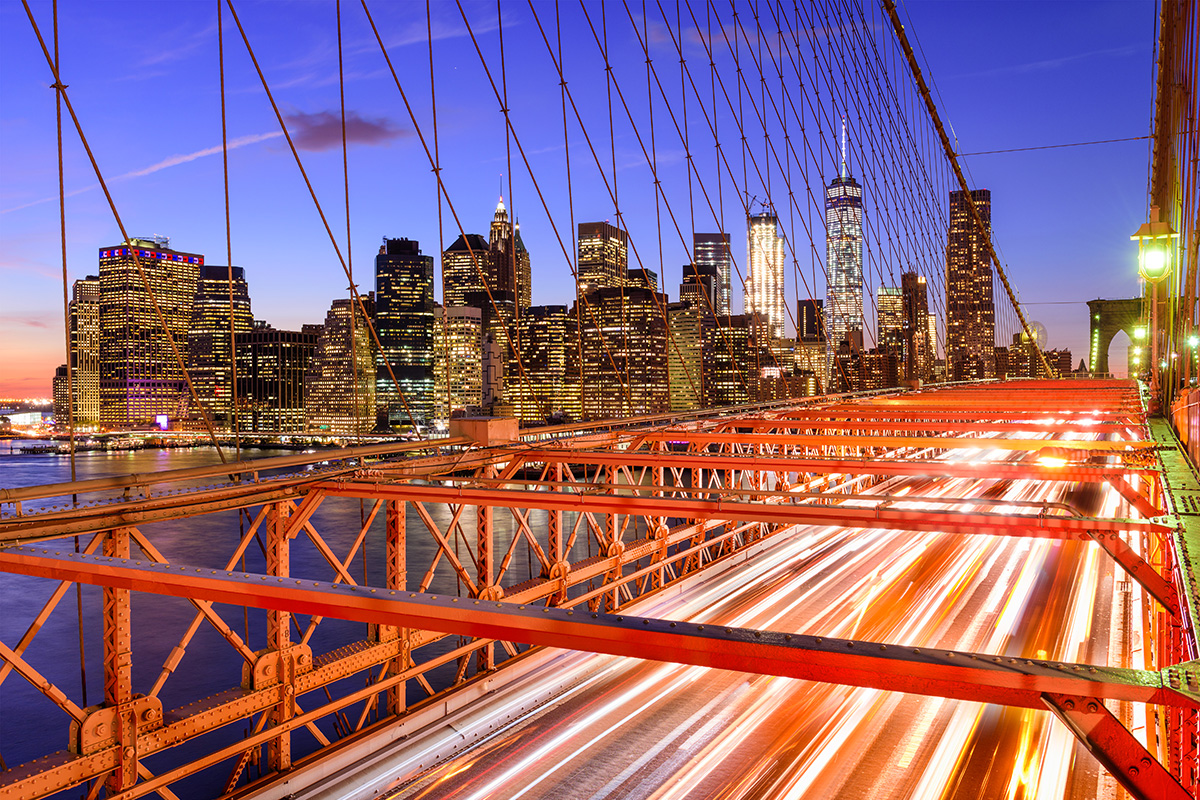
[952,44,1140,79]
[284,110,410,151]
[141,21,217,67]
[1,131,283,215]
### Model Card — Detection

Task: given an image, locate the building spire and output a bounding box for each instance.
[840,116,848,179]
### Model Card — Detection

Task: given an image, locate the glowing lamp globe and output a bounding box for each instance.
[1140,247,1171,282]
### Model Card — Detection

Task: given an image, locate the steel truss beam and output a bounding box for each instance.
[0,546,1196,716]
[1044,693,1191,800]
[313,480,1170,540]
[480,448,1159,486]
[638,431,1154,452]
[717,419,1140,435]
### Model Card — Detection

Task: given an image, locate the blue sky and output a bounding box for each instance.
[0,0,1156,396]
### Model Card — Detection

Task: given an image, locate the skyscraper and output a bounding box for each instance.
[797,298,824,341]
[702,314,755,407]
[795,298,827,392]
[901,271,931,381]
[746,211,786,340]
[69,275,100,425]
[877,286,903,351]
[433,305,483,423]
[825,127,864,368]
[306,296,375,436]
[680,262,719,316]
[578,221,628,296]
[514,305,577,422]
[236,322,318,433]
[442,233,492,309]
[579,285,668,420]
[946,189,995,381]
[693,232,732,315]
[668,301,702,412]
[188,265,253,429]
[489,196,531,311]
[98,237,202,428]
[375,238,435,427]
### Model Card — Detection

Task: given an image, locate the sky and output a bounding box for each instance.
[0,0,1157,397]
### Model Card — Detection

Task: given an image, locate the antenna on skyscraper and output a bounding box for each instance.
[840,116,848,179]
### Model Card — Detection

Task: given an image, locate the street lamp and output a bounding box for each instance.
[1131,205,1179,410]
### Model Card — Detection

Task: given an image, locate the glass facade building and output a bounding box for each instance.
[693,232,731,316]
[98,238,202,428]
[746,212,786,340]
[375,238,435,427]
[946,189,995,381]
[825,171,864,369]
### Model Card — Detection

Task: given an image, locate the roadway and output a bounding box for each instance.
[301,434,1138,800]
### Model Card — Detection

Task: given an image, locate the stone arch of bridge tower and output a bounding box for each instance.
[1087,298,1143,376]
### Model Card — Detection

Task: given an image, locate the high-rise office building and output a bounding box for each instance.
[901,272,931,381]
[98,237,202,428]
[433,305,483,423]
[860,349,900,390]
[626,268,659,292]
[69,275,101,425]
[797,298,824,342]
[668,301,702,412]
[579,285,668,420]
[746,211,786,340]
[306,296,376,436]
[578,221,628,296]
[702,314,754,408]
[236,322,318,433]
[877,286,903,351]
[188,265,253,429]
[489,197,531,311]
[442,233,492,309]
[680,263,719,316]
[825,134,864,368]
[796,299,827,392]
[513,305,578,422]
[946,189,995,381]
[52,365,70,425]
[693,232,732,315]
[376,238,435,427]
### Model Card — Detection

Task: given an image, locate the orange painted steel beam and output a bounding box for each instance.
[505,448,1158,484]
[1087,532,1180,617]
[0,438,464,506]
[642,431,1152,452]
[1044,693,1191,800]
[311,480,1171,539]
[718,420,1140,435]
[780,407,1138,419]
[0,481,312,543]
[1,546,1196,713]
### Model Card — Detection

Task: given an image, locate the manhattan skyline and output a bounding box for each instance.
[1,1,1156,396]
